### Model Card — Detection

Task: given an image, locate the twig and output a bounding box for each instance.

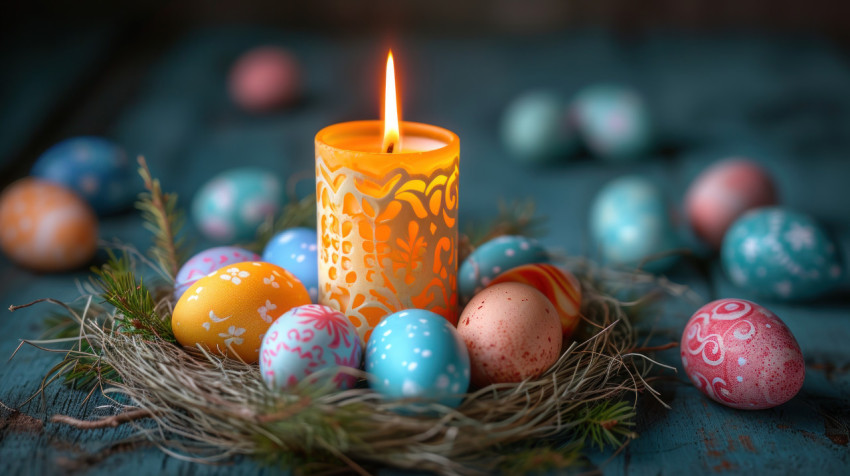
[51,408,155,429]
[628,342,679,353]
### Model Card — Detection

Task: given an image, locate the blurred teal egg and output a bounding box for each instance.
[30,136,135,215]
[571,84,652,161]
[191,168,283,242]
[721,208,843,301]
[262,227,319,302]
[459,235,549,303]
[502,91,577,163]
[590,176,679,271]
[365,309,470,409]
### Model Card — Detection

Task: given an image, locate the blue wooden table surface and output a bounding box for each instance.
[1,26,849,474]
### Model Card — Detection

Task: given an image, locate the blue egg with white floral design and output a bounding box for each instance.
[31,136,135,215]
[571,84,652,161]
[721,208,843,301]
[262,227,319,302]
[366,309,470,409]
[459,235,549,304]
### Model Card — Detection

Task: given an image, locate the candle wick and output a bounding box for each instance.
[385,143,395,153]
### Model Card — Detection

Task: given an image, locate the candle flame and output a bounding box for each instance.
[382,51,400,153]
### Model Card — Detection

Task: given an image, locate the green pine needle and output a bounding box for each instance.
[575,400,638,451]
[136,156,186,282]
[460,199,546,263]
[247,194,318,253]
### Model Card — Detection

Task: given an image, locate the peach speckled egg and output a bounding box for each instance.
[172,261,310,363]
[229,46,301,112]
[0,178,98,271]
[680,298,804,410]
[490,263,582,339]
[457,282,562,387]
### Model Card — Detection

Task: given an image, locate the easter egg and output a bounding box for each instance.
[721,208,843,301]
[172,261,310,363]
[490,263,582,339]
[31,136,135,215]
[366,309,470,408]
[0,178,97,272]
[229,46,301,112]
[262,227,319,302]
[191,168,283,242]
[260,304,362,390]
[590,176,680,271]
[686,159,778,249]
[457,283,562,387]
[571,84,652,161]
[680,298,804,410]
[174,246,261,300]
[502,90,577,163]
[459,235,549,304]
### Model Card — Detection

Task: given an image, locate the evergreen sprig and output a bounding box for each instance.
[248,194,317,253]
[136,156,186,282]
[576,400,638,451]
[460,199,546,262]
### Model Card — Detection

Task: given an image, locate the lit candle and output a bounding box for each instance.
[315,51,460,343]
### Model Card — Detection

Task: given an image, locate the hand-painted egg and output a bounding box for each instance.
[459,235,549,304]
[191,168,283,242]
[457,283,562,387]
[490,263,582,339]
[680,298,804,410]
[260,304,362,390]
[571,84,652,161]
[0,178,97,272]
[229,46,301,112]
[262,227,318,302]
[502,90,577,163]
[174,246,261,300]
[172,261,310,363]
[365,309,470,408]
[721,208,843,300]
[686,159,778,249]
[30,136,135,215]
[590,176,680,272]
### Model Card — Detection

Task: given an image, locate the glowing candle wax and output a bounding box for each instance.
[315,52,460,343]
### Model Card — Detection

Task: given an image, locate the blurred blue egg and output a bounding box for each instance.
[31,136,135,215]
[502,90,577,164]
[365,309,470,409]
[191,168,283,242]
[590,176,680,271]
[262,227,319,302]
[722,208,843,301]
[571,84,652,161]
[459,235,549,303]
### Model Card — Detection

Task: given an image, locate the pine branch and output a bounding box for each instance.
[136,156,186,282]
[575,400,637,451]
[247,194,317,253]
[460,199,547,262]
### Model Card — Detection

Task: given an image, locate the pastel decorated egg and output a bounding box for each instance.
[457,282,562,387]
[229,46,301,112]
[680,298,804,410]
[571,84,652,161]
[0,178,98,272]
[262,227,318,302]
[31,136,135,215]
[459,235,549,304]
[721,208,843,300]
[490,263,582,339]
[590,176,680,271]
[366,309,470,408]
[686,159,778,249]
[260,304,362,390]
[174,246,261,300]
[172,261,310,363]
[502,90,577,163]
[191,168,283,242]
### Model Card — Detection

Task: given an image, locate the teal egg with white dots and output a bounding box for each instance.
[192,168,283,242]
[459,235,549,304]
[502,90,577,163]
[721,208,843,301]
[571,84,652,161]
[262,227,319,302]
[366,309,470,409]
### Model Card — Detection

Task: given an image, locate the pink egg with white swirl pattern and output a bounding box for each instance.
[174,246,260,300]
[260,304,362,390]
[680,298,804,410]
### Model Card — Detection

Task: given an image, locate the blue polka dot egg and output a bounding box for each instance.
[262,227,319,302]
[192,168,283,242]
[722,207,843,301]
[366,309,470,409]
[30,136,135,215]
[571,84,652,161]
[459,235,549,304]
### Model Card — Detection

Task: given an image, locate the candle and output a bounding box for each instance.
[315,52,459,342]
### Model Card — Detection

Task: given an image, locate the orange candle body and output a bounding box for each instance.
[315,120,459,342]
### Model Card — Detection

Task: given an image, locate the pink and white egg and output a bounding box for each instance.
[229,46,301,112]
[174,246,261,299]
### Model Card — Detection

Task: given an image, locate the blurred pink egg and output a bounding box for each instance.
[229,46,301,112]
[685,159,777,249]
